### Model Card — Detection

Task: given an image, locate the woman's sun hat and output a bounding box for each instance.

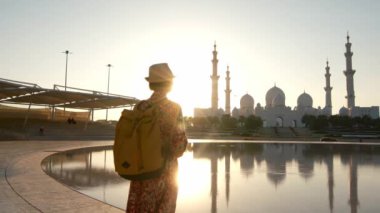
[145,63,175,83]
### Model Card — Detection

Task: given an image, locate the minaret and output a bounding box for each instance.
[211,42,220,115]
[343,33,356,108]
[225,66,231,115]
[324,60,333,115]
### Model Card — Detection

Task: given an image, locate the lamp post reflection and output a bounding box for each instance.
[103,150,106,202]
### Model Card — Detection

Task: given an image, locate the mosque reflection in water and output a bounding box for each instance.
[42,143,380,213]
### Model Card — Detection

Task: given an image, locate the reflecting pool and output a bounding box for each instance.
[41,141,380,213]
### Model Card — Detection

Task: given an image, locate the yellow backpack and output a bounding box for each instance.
[113,100,166,180]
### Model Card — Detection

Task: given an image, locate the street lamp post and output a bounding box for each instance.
[106,64,112,121]
[62,50,72,91]
[62,50,72,116]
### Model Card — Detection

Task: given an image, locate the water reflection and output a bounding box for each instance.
[42,143,380,213]
[43,147,123,187]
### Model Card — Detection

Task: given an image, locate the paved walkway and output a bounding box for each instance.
[0,140,123,213]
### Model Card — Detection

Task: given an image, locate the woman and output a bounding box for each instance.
[126,63,188,213]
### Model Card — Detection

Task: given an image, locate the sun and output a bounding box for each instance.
[139,38,215,117]
[164,57,211,117]
[169,79,209,117]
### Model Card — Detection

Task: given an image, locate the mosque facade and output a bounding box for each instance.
[194,36,379,127]
[231,85,324,127]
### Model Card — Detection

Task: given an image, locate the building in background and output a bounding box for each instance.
[195,36,379,127]
[232,85,322,127]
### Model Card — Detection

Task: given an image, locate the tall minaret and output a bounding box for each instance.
[211,42,220,114]
[343,33,356,108]
[324,60,333,115]
[225,66,231,115]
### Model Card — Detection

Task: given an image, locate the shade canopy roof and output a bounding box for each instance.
[0,78,138,110]
[0,78,45,100]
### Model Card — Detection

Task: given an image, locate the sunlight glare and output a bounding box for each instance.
[177,151,209,200]
[162,47,210,116]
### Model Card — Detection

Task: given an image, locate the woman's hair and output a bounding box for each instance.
[149,81,172,91]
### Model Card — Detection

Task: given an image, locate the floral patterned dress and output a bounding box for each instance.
[126,91,188,213]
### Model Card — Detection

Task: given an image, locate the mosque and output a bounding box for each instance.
[194,35,379,127]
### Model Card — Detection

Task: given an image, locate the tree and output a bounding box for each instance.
[301,115,329,130]
[340,116,353,128]
[374,119,380,130]
[207,116,220,129]
[244,115,263,130]
[314,115,329,130]
[357,115,373,128]
[301,115,316,128]
[328,115,341,127]
[183,116,194,129]
[220,114,238,130]
[238,116,245,128]
[192,117,209,130]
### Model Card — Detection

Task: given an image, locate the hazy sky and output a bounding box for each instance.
[1,0,379,120]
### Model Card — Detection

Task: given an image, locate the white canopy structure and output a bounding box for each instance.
[0,78,139,126]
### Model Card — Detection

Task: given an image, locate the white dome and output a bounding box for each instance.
[297,92,313,108]
[232,107,240,118]
[240,94,254,108]
[266,86,285,107]
[339,107,349,116]
[272,93,285,107]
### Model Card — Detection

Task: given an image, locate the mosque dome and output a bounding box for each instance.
[240,94,254,108]
[339,106,349,116]
[232,107,240,118]
[255,103,263,113]
[298,164,314,180]
[297,92,313,108]
[272,93,285,107]
[266,163,286,186]
[266,86,285,107]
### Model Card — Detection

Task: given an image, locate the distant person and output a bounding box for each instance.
[39,126,44,136]
[67,117,76,124]
[126,63,188,213]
